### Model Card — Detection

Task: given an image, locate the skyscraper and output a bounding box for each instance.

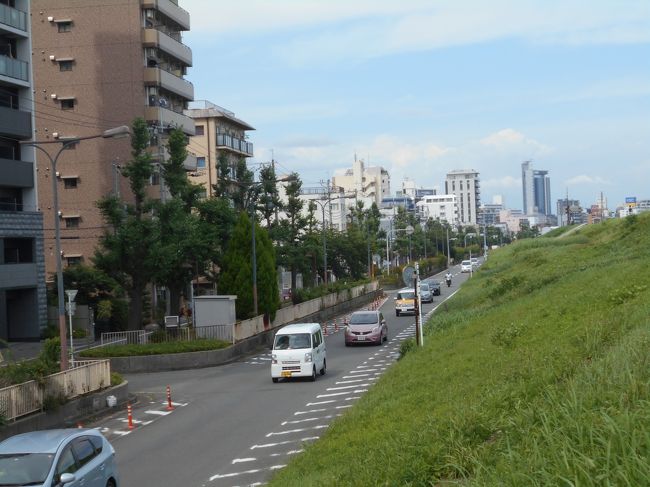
[522,161,551,215]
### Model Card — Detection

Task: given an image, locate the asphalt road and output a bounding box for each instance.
[87,263,473,487]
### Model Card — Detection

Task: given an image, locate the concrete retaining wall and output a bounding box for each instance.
[0,381,129,441]
[110,287,383,374]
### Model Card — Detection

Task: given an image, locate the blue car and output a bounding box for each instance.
[0,429,119,486]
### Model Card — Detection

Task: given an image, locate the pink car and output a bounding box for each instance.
[345,310,387,346]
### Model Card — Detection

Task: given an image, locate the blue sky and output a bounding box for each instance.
[183,0,650,211]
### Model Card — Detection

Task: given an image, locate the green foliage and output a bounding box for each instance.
[220,212,254,318]
[269,212,650,487]
[398,337,416,358]
[0,338,60,387]
[110,372,124,386]
[42,393,66,412]
[78,339,229,357]
[256,226,281,321]
[290,279,369,304]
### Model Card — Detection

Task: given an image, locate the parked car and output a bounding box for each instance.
[271,323,326,382]
[419,282,433,303]
[471,257,479,268]
[429,280,441,296]
[345,310,387,346]
[461,260,472,273]
[0,428,119,487]
[395,288,416,316]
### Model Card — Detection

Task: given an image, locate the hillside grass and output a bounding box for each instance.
[269,213,650,486]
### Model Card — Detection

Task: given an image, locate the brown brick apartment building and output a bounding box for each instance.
[31,0,195,276]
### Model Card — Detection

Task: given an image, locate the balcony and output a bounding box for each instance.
[0,158,33,187]
[141,0,190,31]
[145,105,195,135]
[0,55,28,84]
[144,67,194,100]
[0,263,38,288]
[216,134,254,157]
[143,28,192,66]
[0,3,27,32]
[0,105,31,139]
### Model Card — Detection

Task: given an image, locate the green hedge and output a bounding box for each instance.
[291,278,371,305]
[78,339,230,358]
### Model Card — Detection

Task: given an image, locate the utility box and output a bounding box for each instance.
[194,295,237,327]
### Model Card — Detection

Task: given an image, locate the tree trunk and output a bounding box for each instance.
[127,285,144,330]
[169,284,183,320]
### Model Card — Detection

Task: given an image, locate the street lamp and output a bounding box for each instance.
[309,187,356,287]
[21,125,130,370]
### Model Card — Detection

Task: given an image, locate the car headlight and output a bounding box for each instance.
[372,326,379,333]
[271,353,277,364]
[305,352,313,362]
[345,326,352,334]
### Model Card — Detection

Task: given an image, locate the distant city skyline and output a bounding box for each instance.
[184,0,650,210]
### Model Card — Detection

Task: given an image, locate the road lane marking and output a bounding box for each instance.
[282,415,337,426]
[232,458,256,464]
[336,377,375,384]
[294,408,327,415]
[316,389,367,398]
[306,399,336,406]
[209,468,260,480]
[145,410,171,416]
[266,425,327,437]
[326,384,371,391]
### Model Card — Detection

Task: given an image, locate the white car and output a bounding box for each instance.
[461,260,472,272]
[271,323,326,382]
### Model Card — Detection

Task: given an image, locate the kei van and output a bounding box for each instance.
[271,323,326,383]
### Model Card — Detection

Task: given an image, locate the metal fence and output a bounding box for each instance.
[0,359,111,422]
[100,324,234,347]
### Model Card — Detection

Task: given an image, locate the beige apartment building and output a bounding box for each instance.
[31,0,195,275]
[185,100,254,198]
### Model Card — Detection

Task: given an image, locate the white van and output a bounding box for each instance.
[271,323,326,382]
[461,260,472,273]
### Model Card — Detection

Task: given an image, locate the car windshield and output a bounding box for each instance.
[397,291,415,300]
[350,313,378,325]
[462,260,471,265]
[0,453,54,485]
[420,284,430,291]
[274,333,311,350]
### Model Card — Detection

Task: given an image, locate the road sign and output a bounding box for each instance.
[65,289,78,301]
[402,266,415,287]
[405,225,414,236]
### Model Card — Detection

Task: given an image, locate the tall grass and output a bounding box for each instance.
[269,213,650,486]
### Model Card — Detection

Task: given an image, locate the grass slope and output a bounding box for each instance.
[269,214,650,486]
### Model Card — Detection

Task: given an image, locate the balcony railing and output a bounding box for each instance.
[0,3,27,32]
[216,134,253,157]
[0,55,28,82]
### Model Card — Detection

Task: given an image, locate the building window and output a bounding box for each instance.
[3,238,34,264]
[195,125,204,136]
[196,157,206,168]
[63,178,78,189]
[65,217,80,229]
[58,22,72,33]
[59,61,73,71]
[60,99,75,110]
[66,256,82,266]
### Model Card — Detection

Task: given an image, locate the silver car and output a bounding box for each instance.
[0,429,119,487]
[419,282,433,303]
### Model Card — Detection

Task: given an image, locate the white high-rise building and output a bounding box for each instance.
[522,160,551,216]
[416,195,458,225]
[332,157,390,208]
[445,169,480,226]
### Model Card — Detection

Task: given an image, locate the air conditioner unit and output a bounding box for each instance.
[47,16,54,22]
[49,55,56,61]
[52,132,59,138]
[145,10,154,18]
[55,171,60,177]
[50,93,57,99]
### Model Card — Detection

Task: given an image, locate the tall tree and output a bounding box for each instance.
[276,173,305,293]
[220,212,279,320]
[152,128,208,312]
[95,118,156,330]
[257,164,283,230]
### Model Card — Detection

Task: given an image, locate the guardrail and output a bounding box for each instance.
[0,359,111,422]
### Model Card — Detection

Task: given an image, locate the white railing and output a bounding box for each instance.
[100,324,234,347]
[0,359,111,422]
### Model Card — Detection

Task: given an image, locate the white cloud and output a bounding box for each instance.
[482,176,521,190]
[183,0,650,65]
[565,175,610,186]
[480,128,550,154]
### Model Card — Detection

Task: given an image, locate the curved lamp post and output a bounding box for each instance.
[21,125,130,370]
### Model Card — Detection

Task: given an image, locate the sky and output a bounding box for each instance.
[182,0,650,211]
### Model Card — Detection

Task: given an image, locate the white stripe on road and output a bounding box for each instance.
[145,410,171,416]
[232,458,256,464]
[326,384,371,391]
[266,425,327,437]
[294,408,327,415]
[306,399,336,406]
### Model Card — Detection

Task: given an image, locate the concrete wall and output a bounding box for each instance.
[0,381,129,441]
